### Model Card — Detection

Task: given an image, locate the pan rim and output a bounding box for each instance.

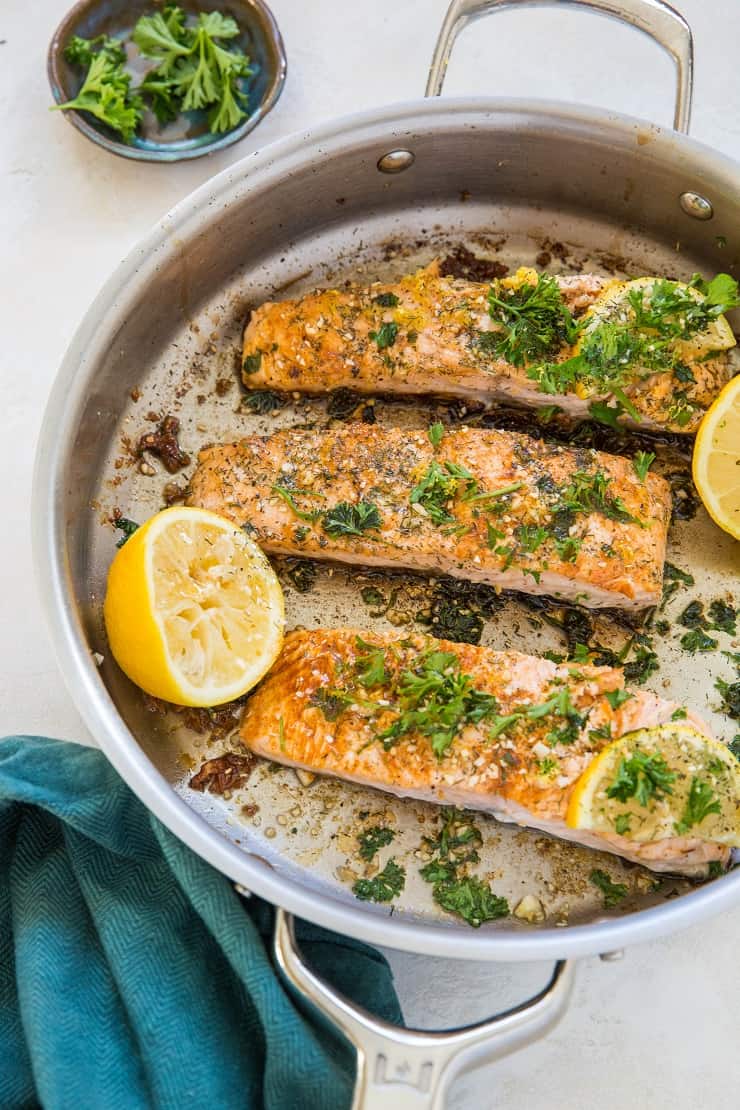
[32,94,740,960]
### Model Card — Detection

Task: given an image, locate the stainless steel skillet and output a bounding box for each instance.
[33,0,740,1104]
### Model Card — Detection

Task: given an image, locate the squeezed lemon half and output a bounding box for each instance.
[566,724,740,845]
[692,373,740,540]
[104,507,284,706]
[573,276,736,399]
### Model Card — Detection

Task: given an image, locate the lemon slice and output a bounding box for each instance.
[692,374,740,539]
[582,276,735,358]
[104,507,284,707]
[566,724,740,845]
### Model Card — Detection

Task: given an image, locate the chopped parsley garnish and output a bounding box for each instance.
[372,292,399,307]
[485,273,578,367]
[354,637,389,687]
[284,558,317,592]
[309,688,351,721]
[604,688,632,711]
[606,751,676,806]
[729,736,740,760]
[555,536,582,563]
[674,778,721,835]
[113,516,139,547]
[428,421,445,446]
[369,321,399,349]
[708,599,737,635]
[322,500,382,537]
[678,600,704,628]
[243,389,285,413]
[614,814,632,835]
[537,756,558,776]
[680,629,718,654]
[378,650,498,758]
[670,707,688,721]
[632,451,656,482]
[242,351,263,375]
[272,484,323,522]
[716,677,740,721]
[409,460,471,525]
[588,723,613,743]
[558,469,643,527]
[353,858,405,902]
[419,810,509,927]
[516,523,548,553]
[590,869,628,907]
[431,876,509,927]
[488,685,585,746]
[357,826,395,861]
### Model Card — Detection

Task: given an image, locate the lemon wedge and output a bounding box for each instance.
[566,724,740,845]
[104,507,284,706]
[692,373,740,540]
[580,275,736,359]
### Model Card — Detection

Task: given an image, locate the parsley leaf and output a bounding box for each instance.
[633,451,656,482]
[357,826,395,861]
[428,421,445,447]
[680,629,718,654]
[243,351,262,374]
[604,688,632,711]
[515,523,548,553]
[708,599,736,635]
[322,500,382,537]
[486,273,578,367]
[419,810,509,927]
[558,469,642,527]
[716,677,740,721]
[674,778,721,835]
[309,688,351,722]
[56,37,143,142]
[378,651,498,758]
[372,292,399,307]
[354,637,389,687]
[353,858,405,902]
[606,752,675,806]
[113,517,139,547]
[432,876,509,927]
[133,8,253,135]
[590,869,628,907]
[614,814,632,835]
[369,322,398,349]
[272,484,323,522]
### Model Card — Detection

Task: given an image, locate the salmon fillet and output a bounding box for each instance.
[188,423,671,610]
[242,262,733,434]
[240,629,728,876]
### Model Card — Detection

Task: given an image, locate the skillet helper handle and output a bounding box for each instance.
[273,909,575,1110]
[426,0,693,133]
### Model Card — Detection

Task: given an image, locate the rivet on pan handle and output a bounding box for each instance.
[426,0,694,133]
[273,909,575,1110]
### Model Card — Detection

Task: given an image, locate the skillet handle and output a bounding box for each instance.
[273,908,575,1110]
[426,0,693,133]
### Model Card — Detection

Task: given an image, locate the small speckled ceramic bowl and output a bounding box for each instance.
[48,0,286,161]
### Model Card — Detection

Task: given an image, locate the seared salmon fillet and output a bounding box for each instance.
[188,423,671,610]
[242,262,734,434]
[240,629,729,876]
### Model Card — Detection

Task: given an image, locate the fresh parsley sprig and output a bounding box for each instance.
[485,273,579,367]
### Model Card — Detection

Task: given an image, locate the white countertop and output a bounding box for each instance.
[3,0,739,1105]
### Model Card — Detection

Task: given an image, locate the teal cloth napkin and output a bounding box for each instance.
[0,736,402,1110]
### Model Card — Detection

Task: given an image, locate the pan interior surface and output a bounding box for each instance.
[38,102,740,957]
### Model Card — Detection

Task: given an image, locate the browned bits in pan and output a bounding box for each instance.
[137,415,191,474]
[439,244,508,282]
[189,751,257,794]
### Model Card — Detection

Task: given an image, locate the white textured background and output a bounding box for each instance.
[2,0,739,1106]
